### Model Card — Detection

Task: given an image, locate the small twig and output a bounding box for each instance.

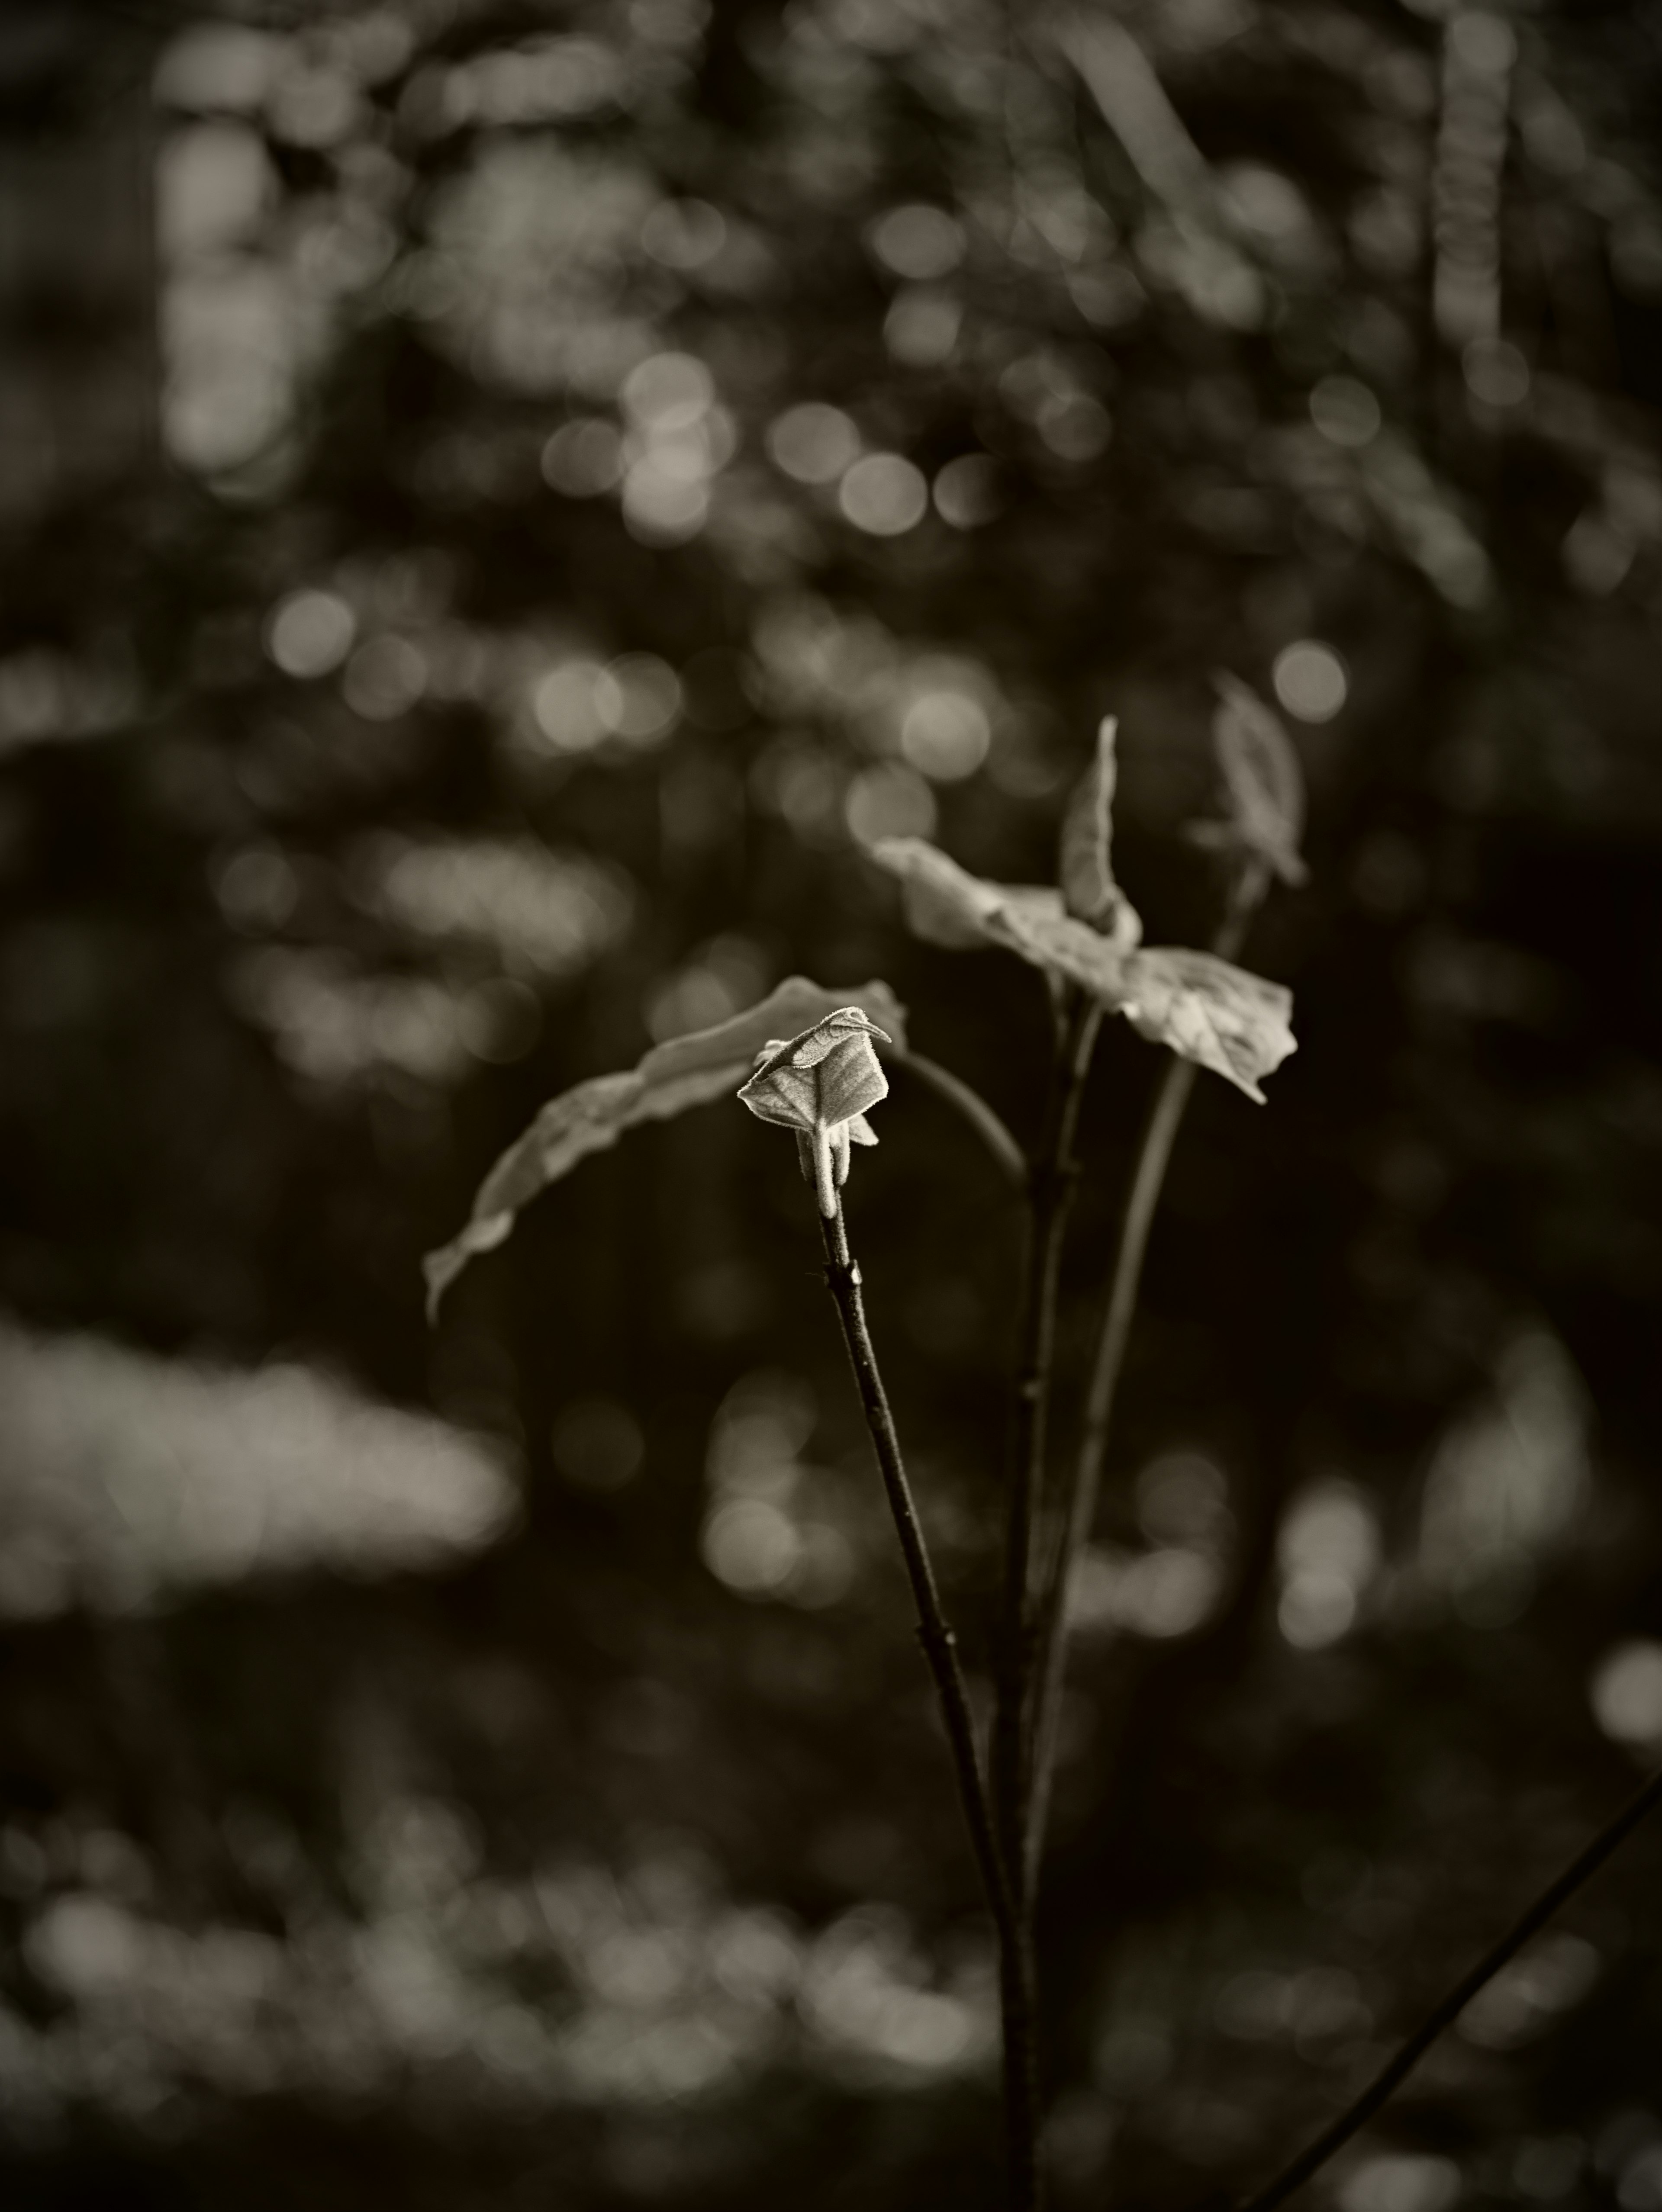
[1238,1762,1662,2212]
[1025,861,1268,1888]
[815,1196,1037,2209]
[901,1050,1028,1193]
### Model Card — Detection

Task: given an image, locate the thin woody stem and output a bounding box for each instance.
[814,1198,1039,2211]
[994,998,1102,1886]
[1240,1762,1662,2212]
[1025,860,1269,1890]
[985,993,1102,2208]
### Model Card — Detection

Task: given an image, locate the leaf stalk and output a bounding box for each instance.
[1025,860,1269,1889]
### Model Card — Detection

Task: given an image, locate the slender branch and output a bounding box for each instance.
[995,995,1102,1889]
[1025,861,1268,1889]
[980,994,1102,2208]
[814,1197,1039,2210]
[1239,1762,1662,2212]
[901,1050,1028,1193]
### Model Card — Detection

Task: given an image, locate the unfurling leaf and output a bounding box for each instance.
[738,1007,891,1215]
[1118,948,1296,1103]
[1204,673,1308,885]
[1058,717,1141,948]
[738,1008,890,1133]
[870,836,1294,1102]
[425,977,907,1317]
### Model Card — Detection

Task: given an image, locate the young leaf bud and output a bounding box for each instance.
[737,1008,890,1215]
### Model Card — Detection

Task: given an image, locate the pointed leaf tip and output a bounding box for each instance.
[1059,716,1142,947]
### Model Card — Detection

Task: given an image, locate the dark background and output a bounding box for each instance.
[1,0,1660,2206]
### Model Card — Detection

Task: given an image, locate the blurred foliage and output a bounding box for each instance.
[0,0,1660,2205]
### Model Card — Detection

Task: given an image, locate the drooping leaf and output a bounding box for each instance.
[879,835,1012,949]
[1205,672,1308,884]
[870,836,1294,1101]
[1118,948,1296,1102]
[425,977,908,1317]
[871,839,1135,995]
[1058,716,1142,947]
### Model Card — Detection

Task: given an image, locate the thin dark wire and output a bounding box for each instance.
[1239,1763,1662,2212]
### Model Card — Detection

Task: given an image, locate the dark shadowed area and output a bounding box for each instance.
[0,0,1659,2206]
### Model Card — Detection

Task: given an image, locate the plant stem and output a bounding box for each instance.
[993,994,1102,1871]
[901,1050,1028,1193]
[1025,861,1268,1890]
[982,994,1101,2204]
[1240,1762,1662,2212]
[815,1197,1039,2209]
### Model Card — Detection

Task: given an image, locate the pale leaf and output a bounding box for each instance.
[870,836,1295,1100]
[1119,948,1296,1102]
[425,977,908,1317]
[737,1008,891,1133]
[1058,717,1142,947]
[1210,672,1308,884]
[871,840,1136,999]
[873,837,1009,949]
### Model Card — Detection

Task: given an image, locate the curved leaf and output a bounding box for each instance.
[870,836,1295,1101]
[1119,947,1296,1102]
[1058,716,1142,947]
[870,839,1137,995]
[425,977,908,1317]
[876,835,1012,949]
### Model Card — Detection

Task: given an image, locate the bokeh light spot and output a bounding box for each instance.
[866,203,966,282]
[620,352,714,432]
[595,654,681,743]
[531,659,609,752]
[899,691,990,781]
[342,636,426,720]
[1590,1641,1662,1749]
[1309,375,1382,447]
[933,454,1002,528]
[1272,640,1348,723]
[844,762,936,844]
[542,419,623,497]
[702,1499,800,1595]
[766,403,861,485]
[640,198,727,270]
[838,454,928,536]
[266,590,356,678]
[1463,337,1531,408]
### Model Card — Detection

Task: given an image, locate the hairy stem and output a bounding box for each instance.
[1240,1762,1662,2212]
[815,1199,1038,2209]
[1026,861,1269,1889]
